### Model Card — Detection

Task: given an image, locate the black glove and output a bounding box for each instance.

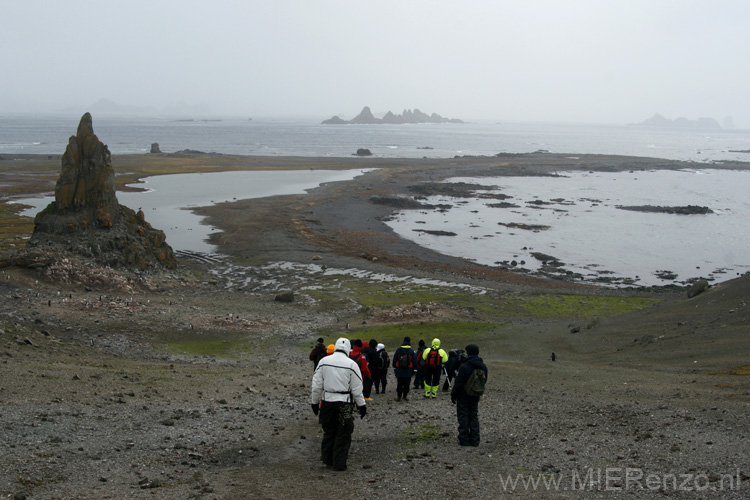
[359,405,367,419]
[450,394,456,404]
[311,404,319,416]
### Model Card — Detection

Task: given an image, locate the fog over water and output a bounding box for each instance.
[2,2,750,127]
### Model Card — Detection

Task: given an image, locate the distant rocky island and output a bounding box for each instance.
[322,106,463,125]
[631,112,729,129]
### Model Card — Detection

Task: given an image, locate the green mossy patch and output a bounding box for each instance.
[399,424,446,448]
[0,202,34,252]
[167,338,252,358]
[322,320,500,348]
[708,365,750,376]
[509,294,661,318]
[352,283,660,320]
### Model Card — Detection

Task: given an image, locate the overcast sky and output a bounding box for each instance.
[3,0,749,125]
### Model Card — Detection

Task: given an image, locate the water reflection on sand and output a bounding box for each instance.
[384,169,750,287]
[18,169,370,253]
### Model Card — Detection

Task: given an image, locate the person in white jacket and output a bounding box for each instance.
[310,337,367,471]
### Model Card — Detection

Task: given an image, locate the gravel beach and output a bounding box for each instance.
[1,152,748,499]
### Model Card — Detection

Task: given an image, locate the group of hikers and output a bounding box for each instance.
[309,335,489,471]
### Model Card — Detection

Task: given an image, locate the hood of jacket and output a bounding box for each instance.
[431,338,441,350]
[466,355,484,368]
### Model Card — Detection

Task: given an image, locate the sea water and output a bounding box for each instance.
[16,169,371,254]
[2,114,750,162]
[384,169,750,287]
[5,115,750,286]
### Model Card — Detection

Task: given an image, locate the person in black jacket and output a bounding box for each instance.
[450,344,488,447]
[309,337,327,371]
[373,343,389,394]
[392,336,417,401]
[361,339,378,399]
[413,339,426,389]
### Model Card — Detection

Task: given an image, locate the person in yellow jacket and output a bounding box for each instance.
[421,338,449,398]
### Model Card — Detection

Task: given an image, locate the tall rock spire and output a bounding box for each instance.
[27,113,176,270]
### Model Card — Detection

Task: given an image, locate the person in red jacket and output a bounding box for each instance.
[350,339,372,400]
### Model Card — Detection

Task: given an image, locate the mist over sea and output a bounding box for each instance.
[2,114,750,163]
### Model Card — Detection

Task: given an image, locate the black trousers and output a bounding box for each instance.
[319,401,354,469]
[362,376,373,398]
[413,367,425,388]
[396,376,411,398]
[456,396,480,446]
[373,370,387,393]
[424,366,442,387]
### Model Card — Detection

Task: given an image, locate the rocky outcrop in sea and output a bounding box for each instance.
[631,113,722,129]
[322,106,463,125]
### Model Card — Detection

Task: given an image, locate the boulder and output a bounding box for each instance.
[275,290,294,303]
[150,143,161,154]
[687,279,709,298]
[23,113,176,270]
[355,148,373,157]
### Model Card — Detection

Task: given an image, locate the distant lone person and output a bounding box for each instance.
[550,352,556,362]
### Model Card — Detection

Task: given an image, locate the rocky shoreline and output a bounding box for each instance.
[1,151,749,499]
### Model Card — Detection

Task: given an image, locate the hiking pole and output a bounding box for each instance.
[442,365,452,390]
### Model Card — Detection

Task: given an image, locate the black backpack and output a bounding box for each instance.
[397,350,412,369]
[377,350,389,370]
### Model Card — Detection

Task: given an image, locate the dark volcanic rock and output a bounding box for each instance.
[413,229,457,237]
[275,290,294,303]
[53,113,118,214]
[369,196,448,210]
[687,279,710,298]
[407,182,498,198]
[355,148,373,157]
[616,205,713,215]
[150,143,161,154]
[23,113,176,270]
